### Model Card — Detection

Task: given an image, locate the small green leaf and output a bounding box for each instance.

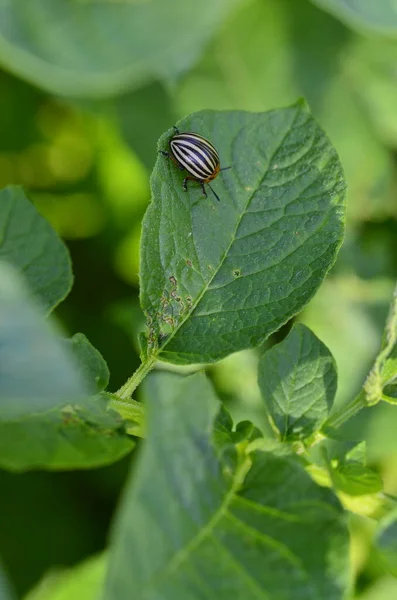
[345,441,366,463]
[312,0,397,34]
[0,0,243,97]
[0,186,72,313]
[258,323,337,441]
[331,463,383,497]
[105,372,350,600]
[375,509,397,577]
[141,102,346,364]
[24,553,106,600]
[0,261,133,471]
[64,333,110,394]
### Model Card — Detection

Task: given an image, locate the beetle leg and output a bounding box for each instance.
[183,176,199,192]
[173,125,180,134]
[200,182,207,197]
[159,150,169,157]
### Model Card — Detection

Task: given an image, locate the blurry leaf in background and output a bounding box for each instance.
[142,103,346,364]
[176,0,394,222]
[95,115,149,224]
[300,277,393,407]
[33,194,106,240]
[347,35,397,156]
[111,82,177,171]
[312,0,397,35]
[258,324,337,441]
[0,70,44,154]
[0,563,15,600]
[0,261,133,471]
[0,186,72,313]
[374,509,397,578]
[35,102,94,184]
[106,372,350,600]
[113,224,141,287]
[0,0,244,97]
[357,577,397,600]
[1,91,96,190]
[24,553,106,600]
[367,401,397,460]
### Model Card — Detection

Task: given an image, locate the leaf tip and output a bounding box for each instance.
[292,97,311,113]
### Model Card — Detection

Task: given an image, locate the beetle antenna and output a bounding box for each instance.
[208,183,220,202]
[220,166,231,171]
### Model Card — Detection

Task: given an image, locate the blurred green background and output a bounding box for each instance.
[1,0,397,597]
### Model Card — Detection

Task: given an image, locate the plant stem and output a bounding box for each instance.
[322,390,367,432]
[323,282,397,433]
[116,355,157,400]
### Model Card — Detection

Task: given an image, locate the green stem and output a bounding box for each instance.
[322,390,367,432]
[116,355,157,401]
[322,282,397,433]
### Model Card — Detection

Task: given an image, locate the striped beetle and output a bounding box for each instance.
[160,126,230,202]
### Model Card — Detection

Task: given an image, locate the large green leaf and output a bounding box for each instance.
[0,186,72,313]
[105,371,350,599]
[312,0,397,35]
[140,102,346,364]
[0,261,133,471]
[176,0,394,222]
[258,323,337,441]
[0,0,243,97]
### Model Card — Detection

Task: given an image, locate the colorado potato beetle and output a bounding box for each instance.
[160,126,230,202]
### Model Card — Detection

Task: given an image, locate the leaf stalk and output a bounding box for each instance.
[116,355,157,401]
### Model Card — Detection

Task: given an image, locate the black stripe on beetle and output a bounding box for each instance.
[160,126,231,202]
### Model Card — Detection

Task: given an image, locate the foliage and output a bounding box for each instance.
[1,1,397,600]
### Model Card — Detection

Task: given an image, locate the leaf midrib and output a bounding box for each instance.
[137,455,250,597]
